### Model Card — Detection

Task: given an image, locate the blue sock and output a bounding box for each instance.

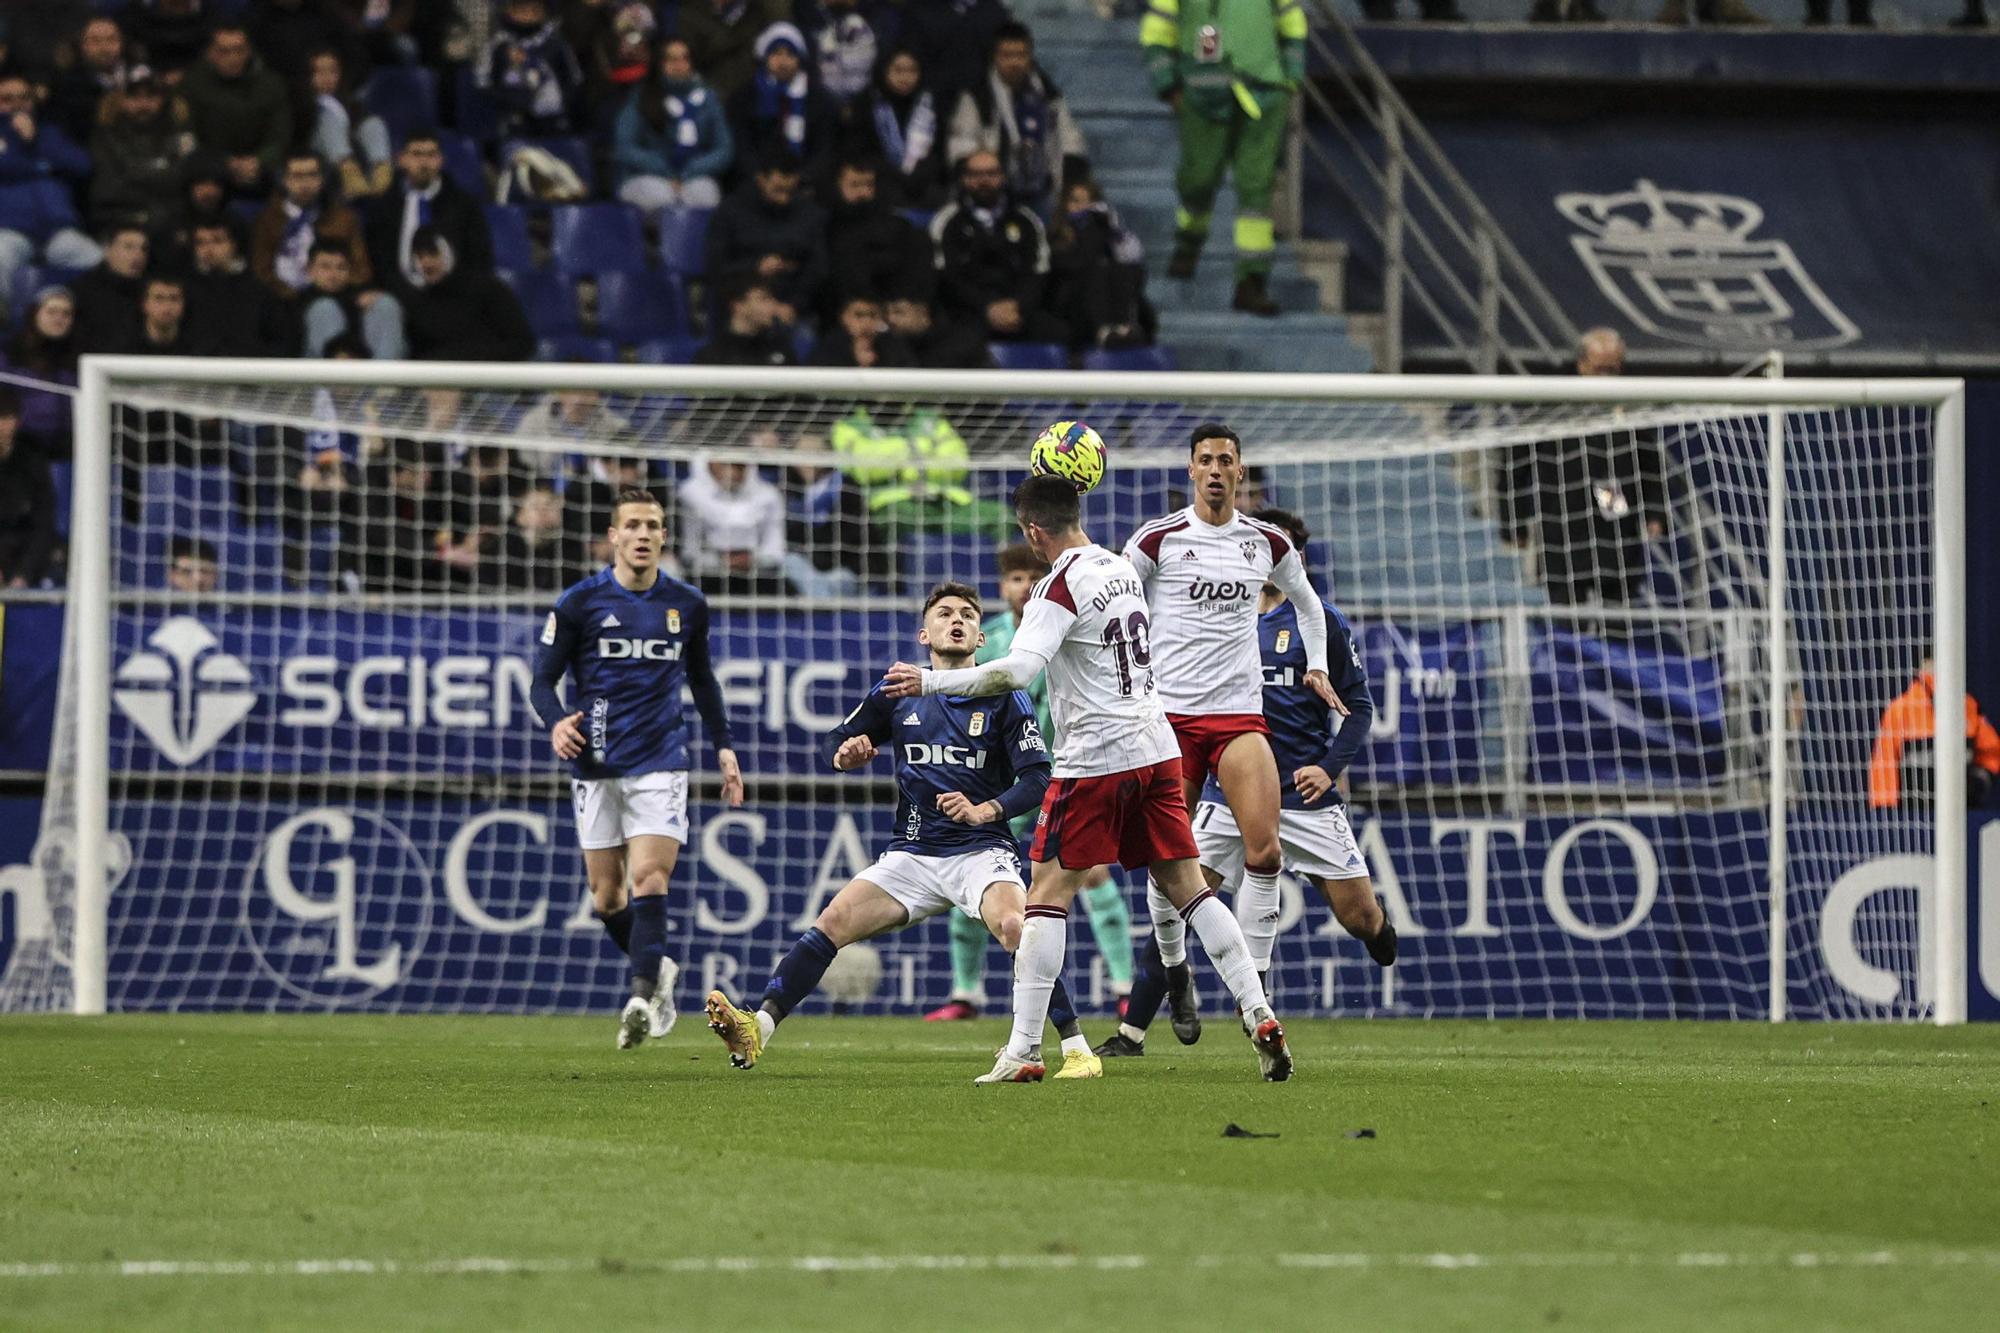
[597,905,633,956]
[761,927,839,1021]
[629,895,668,991]
[1048,977,1081,1041]
[1123,935,1168,1033]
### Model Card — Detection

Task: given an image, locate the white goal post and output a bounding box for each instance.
[37,358,1967,1024]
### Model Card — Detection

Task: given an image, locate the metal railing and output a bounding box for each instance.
[1291,1,1582,374]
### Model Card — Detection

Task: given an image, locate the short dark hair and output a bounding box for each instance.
[143,275,184,298]
[995,542,1049,579]
[721,273,772,310]
[1013,474,1081,536]
[611,484,664,519]
[837,155,881,178]
[308,238,349,263]
[286,150,325,172]
[402,127,442,150]
[1188,421,1241,458]
[993,20,1034,51]
[100,221,147,246]
[754,149,803,178]
[168,535,219,564]
[1250,506,1309,552]
[922,580,982,618]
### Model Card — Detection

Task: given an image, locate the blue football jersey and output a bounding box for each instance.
[826,682,1051,856]
[1203,598,1374,811]
[530,567,732,780]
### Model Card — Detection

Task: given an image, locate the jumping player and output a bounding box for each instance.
[531,484,744,1050]
[928,543,1138,1022]
[705,583,1102,1078]
[1098,507,1396,1057]
[1122,422,1338,1045]
[886,476,1293,1083]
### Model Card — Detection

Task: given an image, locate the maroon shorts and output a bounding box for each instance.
[1030,758,1201,871]
[1167,713,1271,789]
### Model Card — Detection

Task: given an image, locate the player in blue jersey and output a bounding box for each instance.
[1096,507,1396,1058]
[703,582,1103,1078]
[530,485,744,1051]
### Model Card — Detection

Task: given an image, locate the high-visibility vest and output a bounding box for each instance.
[830,407,974,510]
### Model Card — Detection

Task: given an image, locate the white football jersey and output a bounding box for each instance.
[1124,507,1329,716]
[995,544,1179,778]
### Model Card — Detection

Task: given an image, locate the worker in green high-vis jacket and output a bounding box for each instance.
[1141,0,1308,317]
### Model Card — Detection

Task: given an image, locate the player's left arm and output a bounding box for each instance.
[684,597,743,806]
[939,690,1052,824]
[531,596,586,759]
[886,598,1068,698]
[1269,545,1344,714]
[1295,608,1375,805]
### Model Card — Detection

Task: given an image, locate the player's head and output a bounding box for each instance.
[1188,422,1244,513]
[918,581,985,667]
[1012,474,1081,558]
[994,542,1049,618]
[1250,505,1310,597]
[607,483,666,576]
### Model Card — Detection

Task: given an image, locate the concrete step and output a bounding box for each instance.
[1159,310,1373,373]
[1151,267,1325,312]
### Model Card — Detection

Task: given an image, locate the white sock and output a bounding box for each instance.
[756,1010,776,1045]
[1117,1022,1146,1045]
[1186,893,1272,1020]
[1148,880,1186,967]
[1236,868,1282,973]
[1060,1033,1089,1057]
[1008,909,1067,1059]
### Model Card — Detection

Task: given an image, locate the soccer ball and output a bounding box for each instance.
[1028,420,1108,494]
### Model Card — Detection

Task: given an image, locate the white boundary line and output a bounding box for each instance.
[3,1251,1998,1280]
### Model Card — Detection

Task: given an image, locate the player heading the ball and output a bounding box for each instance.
[704,582,1101,1078]
[886,475,1294,1083]
[530,485,744,1051]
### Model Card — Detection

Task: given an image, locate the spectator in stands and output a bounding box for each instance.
[87,67,190,233]
[680,0,792,104]
[122,274,207,355]
[181,24,294,200]
[612,38,734,219]
[1,287,78,459]
[805,0,880,105]
[771,428,884,594]
[708,152,827,322]
[307,47,393,199]
[931,148,1066,345]
[435,441,527,581]
[153,156,233,275]
[251,151,372,297]
[808,291,914,367]
[947,22,1086,218]
[564,0,656,134]
[186,218,291,356]
[498,484,586,590]
[0,71,102,304]
[343,438,449,592]
[1869,658,2000,811]
[478,0,584,137]
[71,224,150,353]
[297,237,406,357]
[843,48,946,209]
[365,131,493,295]
[823,155,931,321]
[127,0,220,79]
[0,388,56,589]
[727,24,841,186]
[883,283,992,368]
[165,535,221,594]
[47,16,131,145]
[899,0,1010,108]
[678,453,787,594]
[401,224,536,361]
[248,0,360,90]
[1046,178,1152,351]
[696,274,799,366]
[333,0,420,67]
[514,386,636,481]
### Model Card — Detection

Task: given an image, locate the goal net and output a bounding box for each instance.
[5,363,1966,1023]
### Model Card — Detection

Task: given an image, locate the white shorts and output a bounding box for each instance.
[859,846,1027,924]
[572,771,689,851]
[1193,799,1369,884]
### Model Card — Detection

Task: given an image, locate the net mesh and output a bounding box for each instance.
[2,371,1945,1021]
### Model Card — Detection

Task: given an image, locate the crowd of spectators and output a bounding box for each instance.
[0,0,1162,595]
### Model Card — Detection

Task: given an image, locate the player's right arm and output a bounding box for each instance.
[1120,529,1159,591]
[889,597,1069,698]
[530,595,585,759]
[820,681,897,770]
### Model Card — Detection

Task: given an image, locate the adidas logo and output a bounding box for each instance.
[1180,549,1199,560]
[603,614,622,628]
[901,713,922,726]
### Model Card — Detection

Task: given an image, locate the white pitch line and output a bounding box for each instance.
[3,1251,1998,1281]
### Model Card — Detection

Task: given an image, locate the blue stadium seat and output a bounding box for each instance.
[987,342,1068,371]
[141,466,235,537]
[550,202,646,275]
[537,335,618,363]
[453,67,501,145]
[594,270,688,342]
[363,66,439,145]
[896,207,937,231]
[791,324,817,363]
[501,136,595,196]
[1082,346,1178,373]
[657,207,712,276]
[218,527,288,593]
[631,336,703,365]
[484,203,536,271]
[437,130,488,198]
[501,269,580,336]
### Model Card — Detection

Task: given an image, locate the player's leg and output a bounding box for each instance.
[1213,731,1285,993]
[581,847,632,953]
[1076,866,1135,1008]
[926,909,988,1021]
[1098,861,1225,1057]
[1316,874,1398,966]
[1159,725,1220,1043]
[978,881,1097,1079]
[980,857,1096,1083]
[706,874,911,1069]
[625,832,683,1039]
[1288,803,1397,967]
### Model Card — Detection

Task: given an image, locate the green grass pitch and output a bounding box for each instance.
[3,1014,1997,1331]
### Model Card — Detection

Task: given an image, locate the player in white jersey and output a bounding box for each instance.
[1122,423,1341,1043]
[886,476,1294,1082]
